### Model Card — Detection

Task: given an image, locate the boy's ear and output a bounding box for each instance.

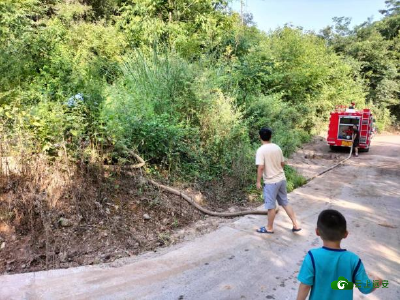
[343,230,349,239]
[316,228,320,236]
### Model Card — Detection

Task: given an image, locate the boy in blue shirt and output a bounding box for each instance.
[297,209,382,300]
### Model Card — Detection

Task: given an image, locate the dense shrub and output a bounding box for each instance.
[101,53,249,179]
[1,0,398,194]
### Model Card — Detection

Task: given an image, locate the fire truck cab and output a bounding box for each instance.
[327,105,374,151]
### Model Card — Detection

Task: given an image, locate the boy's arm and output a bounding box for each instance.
[297,253,314,300]
[296,283,311,300]
[370,275,383,292]
[365,272,382,293]
[355,260,381,294]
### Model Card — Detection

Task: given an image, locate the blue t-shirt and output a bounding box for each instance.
[298,247,374,300]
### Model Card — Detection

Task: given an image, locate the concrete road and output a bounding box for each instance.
[1,135,399,300]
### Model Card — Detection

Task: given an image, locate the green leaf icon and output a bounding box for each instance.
[331,277,354,290]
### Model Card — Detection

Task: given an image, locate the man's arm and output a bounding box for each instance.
[280,148,286,169]
[353,132,360,143]
[296,283,311,300]
[256,165,264,190]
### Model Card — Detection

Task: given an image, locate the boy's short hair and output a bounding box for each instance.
[259,127,272,141]
[317,209,347,241]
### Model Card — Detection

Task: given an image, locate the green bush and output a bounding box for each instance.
[101,52,249,179]
[370,104,393,131]
[284,165,307,192]
[245,94,309,157]
[1,0,398,202]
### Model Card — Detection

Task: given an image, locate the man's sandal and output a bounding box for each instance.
[256,226,274,234]
[292,227,302,232]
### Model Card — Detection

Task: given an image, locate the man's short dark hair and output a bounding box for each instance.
[317,210,347,241]
[259,127,272,141]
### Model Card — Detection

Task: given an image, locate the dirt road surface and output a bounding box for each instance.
[1,135,399,300]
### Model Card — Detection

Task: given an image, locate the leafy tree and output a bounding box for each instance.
[320,2,400,122]
[379,0,400,16]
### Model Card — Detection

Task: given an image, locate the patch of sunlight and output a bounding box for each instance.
[376,262,392,274]
[334,200,373,213]
[295,190,331,203]
[370,244,400,265]
[269,256,285,267]
[354,291,383,300]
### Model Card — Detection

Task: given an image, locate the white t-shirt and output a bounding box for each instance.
[255,143,286,184]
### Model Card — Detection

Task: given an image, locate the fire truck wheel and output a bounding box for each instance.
[329,145,337,151]
[360,147,370,152]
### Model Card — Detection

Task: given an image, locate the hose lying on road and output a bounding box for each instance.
[147,179,271,217]
[305,143,354,183]
[107,144,353,218]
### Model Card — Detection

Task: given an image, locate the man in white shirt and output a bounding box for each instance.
[255,127,301,234]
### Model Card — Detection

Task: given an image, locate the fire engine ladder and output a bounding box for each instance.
[360,110,370,144]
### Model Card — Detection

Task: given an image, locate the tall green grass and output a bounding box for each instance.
[284,165,307,192]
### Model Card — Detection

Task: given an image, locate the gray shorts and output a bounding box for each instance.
[263,180,289,209]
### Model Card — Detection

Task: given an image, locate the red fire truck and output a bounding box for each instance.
[327,105,375,151]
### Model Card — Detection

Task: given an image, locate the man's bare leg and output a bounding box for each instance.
[282,205,300,229]
[267,208,277,232]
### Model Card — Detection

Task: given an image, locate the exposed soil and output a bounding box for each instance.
[0,135,341,275]
[0,166,259,275]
